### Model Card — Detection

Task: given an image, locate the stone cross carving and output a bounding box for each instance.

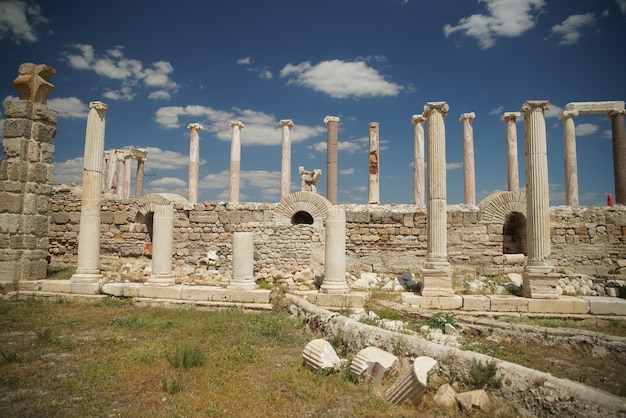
[299,166,322,193]
[13,63,56,104]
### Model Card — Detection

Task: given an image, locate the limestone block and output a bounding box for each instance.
[33,103,58,123]
[4,100,33,118]
[3,119,32,139]
[0,180,25,193]
[0,260,21,285]
[27,163,48,183]
[581,296,626,315]
[302,339,342,372]
[528,295,589,314]
[3,138,29,159]
[462,295,490,311]
[31,121,56,143]
[113,211,128,224]
[433,383,457,407]
[489,295,529,312]
[0,192,23,213]
[41,280,72,293]
[402,294,463,309]
[456,389,489,412]
[386,356,437,406]
[71,282,101,295]
[350,346,398,385]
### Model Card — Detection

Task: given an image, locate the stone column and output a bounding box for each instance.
[324,116,340,205]
[609,110,626,205]
[320,206,349,294]
[135,157,145,198]
[280,119,294,199]
[559,110,579,206]
[421,102,453,297]
[502,112,521,192]
[411,114,426,205]
[187,123,203,204]
[229,120,244,203]
[368,122,380,204]
[122,150,131,199]
[105,149,117,194]
[460,112,476,206]
[146,204,175,285]
[521,100,558,299]
[116,151,126,199]
[71,101,108,283]
[227,232,258,290]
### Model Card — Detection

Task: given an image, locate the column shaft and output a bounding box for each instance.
[610,111,626,205]
[368,122,380,204]
[320,206,349,294]
[229,121,244,203]
[106,149,117,193]
[227,231,258,289]
[135,159,145,198]
[560,111,579,206]
[325,116,340,205]
[460,113,476,206]
[280,120,294,199]
[148,204,175,285]
[502,113,520,192]
[187,123,203,204]
[123,153,131,199]
[412,115,426,205]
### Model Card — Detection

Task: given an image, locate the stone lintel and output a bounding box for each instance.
[565,101,625,114]
[124,147,148,160]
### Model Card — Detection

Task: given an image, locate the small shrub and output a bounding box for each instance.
[36,328,54,344]
[257,280,273,290]
[376,306,402,321]
[46,266,75,281]
[427,312,457,333]
[165,345,204,369]
[162,376,183,394]
[469,359,502,388]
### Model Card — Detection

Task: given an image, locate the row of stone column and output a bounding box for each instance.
[104,147,147,199]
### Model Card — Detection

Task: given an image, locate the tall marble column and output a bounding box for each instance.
[411,114,426,205]
[609,110,626,205]
[320,206,349,294]
[227,232,258,290]
[502,112,521,192]
[105,149,117,194]
[521,100,558,299]
[559,111,579,206]
[135,156,145,198]
[421,102,454,297]
[229,120,244,203]
[324,116,340,205]
[368,122,380,204]
[280,119,294,199]
[122,151,131,199]
[187,123,203,204]
[460,112,476,206]
[71,101,108,283]
[146,204,175,285]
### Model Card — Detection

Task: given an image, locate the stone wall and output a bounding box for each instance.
[48,187,626,282]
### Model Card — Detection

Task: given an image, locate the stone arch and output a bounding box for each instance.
[127,193,188,221]
[478,191,526,223]
[274,191,332,225]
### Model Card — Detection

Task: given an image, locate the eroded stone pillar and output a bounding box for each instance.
[521,100,558,299]
[146,204,175,285]
[368,122,380,204]
[71,101,108,283]
[411,114,426,205]
[229,120,244,203]
[421,102,453,297]
[187,123,203,204]
[460,112,476,206]
[559,110,579,206]
[227,231,258,290]
[116,151,127,199]
[320,206,349,294]
[135,157,145,198]
[122,150,131,199]
[502,112,521,192]
[280,119,294,199]
[105,149,117,194]
[324,116,340,205]
[609,110,626,205]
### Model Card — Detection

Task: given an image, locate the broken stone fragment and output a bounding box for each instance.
[350,346,398,385]
[433,383,457,408]
[456,389,489,412]
[302,339,342,372]
[386,356,437,406]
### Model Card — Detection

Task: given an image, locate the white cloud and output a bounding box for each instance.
[47,97,89,119]
[103,87,135,101]
[308,140,363,154]
[617,0,626,14]
[544,104,564,118]
[443,0,545,48]
[237,57,252,65]
[141,147,196,170]
[147,176,187,196]
[340,168,355,175]
[197,170,281,201]
[551,13,597,45]
[576,123,599,136]
[280,59,402,99]
[259,68,273,79]
[53,157,83,185]
[447,162,463,170]
[489,106,504,115]
[148,90,171,100]
[0,0,47,44]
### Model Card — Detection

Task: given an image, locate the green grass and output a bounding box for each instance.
[46,265,75,280]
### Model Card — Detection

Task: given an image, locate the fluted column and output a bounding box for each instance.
[411,114,426,205]
[320,206,349,294]
[187,123,203,204]
[609,110,626,205]
[559,111,579,206]
[324,116,340,205]
[71,101,108,283]
[421,102,453,297]
[460,112,476,206]
[135,157,145,198]
[105,149,117,194]
[502,112,521,192]
[521,100,558,299]
[368,122,380,204]
[229,120,244,203]
[227,231,258,290]
[146,204,175,285]
[280,119,294,199]
[122,151,131,199]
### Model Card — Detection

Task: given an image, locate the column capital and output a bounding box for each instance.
[521,100,551,113]
[608,109,626,118]
[501,112,521,122]
[279,119,294,128]
[411,114,426,124]
[187,123,204,131]
[89,101,108,111]
[230,120,245,128]
[324,115,340,124]
[369,122,379,129]
[423,102,449,116]
[558,110,579,120]
[459,112,475,122]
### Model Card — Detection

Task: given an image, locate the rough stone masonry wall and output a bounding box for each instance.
[48,187,626,281]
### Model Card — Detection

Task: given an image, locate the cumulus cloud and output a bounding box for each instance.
[64,44,178,100]
[47,97,89,119]
[489,106,504,115]
[53,157,84,185]
[259,68,273,79]
[447,162,463,170]
[576,123,599,136]
[551,13,598,45]
[237,57,252,65]
[197,169,281,201]
[141,146,198,170]
[280,59,402,99]
[147,176,187,196]
[308,140,363,154]
[0,0,47,44]
[617,0,626,14]
[339,168,355,175]
[544,104,564,118]
[443,0,544,48]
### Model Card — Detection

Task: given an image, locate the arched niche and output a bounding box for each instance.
[273,191,332,225]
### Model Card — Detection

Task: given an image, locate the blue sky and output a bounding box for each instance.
[1,0,625,205]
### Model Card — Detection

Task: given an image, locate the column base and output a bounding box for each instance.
[522,270,560,299]
[227,279,258,290]
[420,261,454,297]
[320,280,350,294]
[145,274,175,287]
[70,272,103,283]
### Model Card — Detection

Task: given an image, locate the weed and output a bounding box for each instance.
[165,345,204,369]
[109,317,147,329]
[1,351,19,364]
[392,338,406,357]
[133,349,155,365]
[338,301,353,316]
[36,328,54,344]
[427,312,456,333]
[162,376,183,394]
[469,359,502,389]
[461,337,503,358]
[257,280,274,290]
[329,331,348,357]
[376,306,401,321]
[46,266,75,280]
